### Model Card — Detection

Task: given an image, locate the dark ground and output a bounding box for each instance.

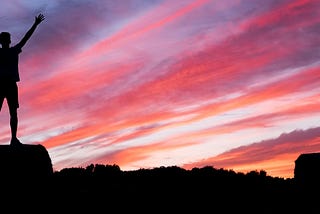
[0,164,317,213]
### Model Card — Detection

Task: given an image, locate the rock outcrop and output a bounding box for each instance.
[0,143,53,181]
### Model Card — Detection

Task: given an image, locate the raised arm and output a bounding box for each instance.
[16,13,45,49]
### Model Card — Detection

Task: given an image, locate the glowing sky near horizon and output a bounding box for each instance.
[0,0,319,178]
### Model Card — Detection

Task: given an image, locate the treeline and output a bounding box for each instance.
[53,163,290,185]
[50,163,297,192]
[50,164,297,198]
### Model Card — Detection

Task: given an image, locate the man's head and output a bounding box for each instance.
[0,32,11,47]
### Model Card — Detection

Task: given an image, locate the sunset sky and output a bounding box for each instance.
[0,0,319,178]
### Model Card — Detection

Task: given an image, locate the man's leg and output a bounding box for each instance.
[9,107,18,139]
[7,82,21,145]
[9,107,21,145]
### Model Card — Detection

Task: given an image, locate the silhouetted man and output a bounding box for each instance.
[0,14,45,146]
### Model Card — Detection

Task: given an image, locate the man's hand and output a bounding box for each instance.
[35,14,45,25]
[16,13,45,49]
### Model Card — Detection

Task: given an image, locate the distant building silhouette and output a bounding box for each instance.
[294,152,320,187]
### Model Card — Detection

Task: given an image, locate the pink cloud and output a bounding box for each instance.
[183,127,320,178]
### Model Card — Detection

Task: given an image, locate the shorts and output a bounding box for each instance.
[0,81,19,111]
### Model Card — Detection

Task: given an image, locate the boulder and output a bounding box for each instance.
[0,143,53,181]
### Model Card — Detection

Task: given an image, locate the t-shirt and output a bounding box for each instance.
[0,46,22,82]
